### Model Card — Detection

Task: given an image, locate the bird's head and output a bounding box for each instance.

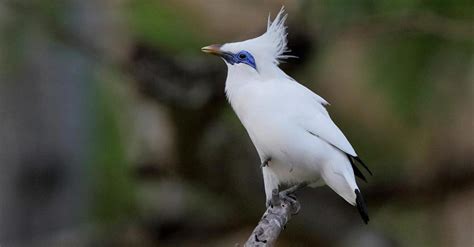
[202,7,292,78]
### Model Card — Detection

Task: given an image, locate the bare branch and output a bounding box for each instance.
[244,184,306,246]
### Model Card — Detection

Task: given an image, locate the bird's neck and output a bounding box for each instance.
[224,64,289,105]
[224,69,253,104]
[225,62,285,83]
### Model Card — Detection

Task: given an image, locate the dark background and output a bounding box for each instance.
[0,0,472,246]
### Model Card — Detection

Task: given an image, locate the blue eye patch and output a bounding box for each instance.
[221,50,257,70]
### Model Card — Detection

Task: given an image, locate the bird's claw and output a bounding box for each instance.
[279,190,298,205]
[265,185,305,214]
[266,189,280,208]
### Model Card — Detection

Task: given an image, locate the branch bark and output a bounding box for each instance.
[244,184,305,247]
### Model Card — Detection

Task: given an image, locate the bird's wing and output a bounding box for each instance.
[282,80,358,157]
[298,108,357,157]
[271,78,372,178]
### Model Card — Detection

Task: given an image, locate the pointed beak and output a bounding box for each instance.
[201,44,223,56]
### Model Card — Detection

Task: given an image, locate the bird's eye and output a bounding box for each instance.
[239,53,247,59]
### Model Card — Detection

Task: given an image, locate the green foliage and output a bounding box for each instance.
[127,0,204,53]
[376,205,440,247]
[368,33,440,123]
[88,72,136,225]
[311,0,473,31]
[369,33,472,124]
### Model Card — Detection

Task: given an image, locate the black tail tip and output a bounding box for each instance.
[355,189,369,224]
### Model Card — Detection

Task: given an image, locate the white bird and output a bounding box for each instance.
[202,7,372,223]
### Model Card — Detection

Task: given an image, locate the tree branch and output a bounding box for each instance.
[244,184,306,246]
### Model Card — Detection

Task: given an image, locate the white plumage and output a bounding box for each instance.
[202,7,371,223]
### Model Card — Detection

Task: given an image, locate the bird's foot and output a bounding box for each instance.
[279,188,298,206]
[265,183,307,214]
[260,158,271,168]
[266,189,280,208]
[266,199,273,208]
[279,190,301,215]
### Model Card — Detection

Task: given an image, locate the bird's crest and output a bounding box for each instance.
[261,7,293,64]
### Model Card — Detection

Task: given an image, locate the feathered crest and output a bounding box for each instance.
[263,7,293,64]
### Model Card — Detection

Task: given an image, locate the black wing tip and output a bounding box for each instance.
[355,189,369,224]
[347,154,367,182]
[353,156,373,176]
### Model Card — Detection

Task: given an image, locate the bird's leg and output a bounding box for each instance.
[266,183,307,212]
[266,189,280,208]
[278,182,307,214]
[260,157,271,168]
[281,182,307,196]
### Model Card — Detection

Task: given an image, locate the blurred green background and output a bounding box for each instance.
[0,0,472,246]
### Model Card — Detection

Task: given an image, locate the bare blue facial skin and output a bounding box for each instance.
[221,50,257,70]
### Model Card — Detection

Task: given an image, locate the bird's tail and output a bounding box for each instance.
[321,154,370,224]
[355,189,369,224]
